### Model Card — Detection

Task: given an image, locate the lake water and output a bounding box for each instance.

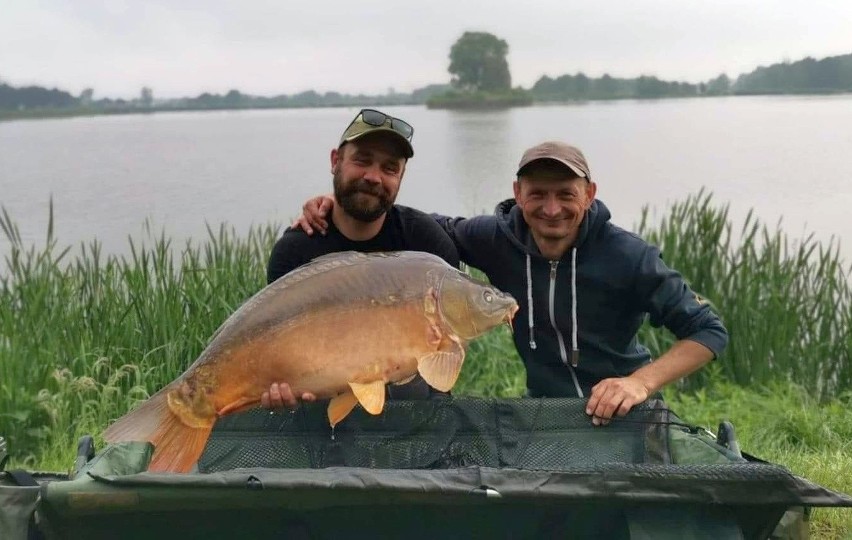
[2,96,852,264]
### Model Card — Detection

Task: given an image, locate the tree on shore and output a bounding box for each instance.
[140,87,153,108]
[705,74,731,95]
[448,31,512,92]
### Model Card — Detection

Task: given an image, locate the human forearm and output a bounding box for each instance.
[586,339,713,425]
[630,339,714,395]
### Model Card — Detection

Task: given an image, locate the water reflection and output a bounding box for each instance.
[444,110,515,216]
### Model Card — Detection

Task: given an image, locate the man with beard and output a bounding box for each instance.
[293,141,728,425]
[261,108,459,409]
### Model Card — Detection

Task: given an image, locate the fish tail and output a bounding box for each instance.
[103,384,214,473]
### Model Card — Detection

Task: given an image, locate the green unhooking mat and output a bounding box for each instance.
[3,397,851,539]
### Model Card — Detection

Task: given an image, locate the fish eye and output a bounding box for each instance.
[483,291,493,303]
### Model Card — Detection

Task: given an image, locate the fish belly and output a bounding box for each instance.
[209,300,436,410]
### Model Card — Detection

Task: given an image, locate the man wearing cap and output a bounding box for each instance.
[295,141,727,425]
[261,108,460,409]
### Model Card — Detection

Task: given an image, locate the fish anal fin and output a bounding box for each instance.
[328,391,359,427]
[217,396,259,416]
[103,385,215,473]
[348,380,386,415]
[418,340,465,392]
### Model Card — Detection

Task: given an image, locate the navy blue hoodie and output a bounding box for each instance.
[436,198,728,398]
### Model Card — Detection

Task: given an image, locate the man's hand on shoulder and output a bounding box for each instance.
[585,376,650,426]
[260,382,317,410]
[291,194,334,236]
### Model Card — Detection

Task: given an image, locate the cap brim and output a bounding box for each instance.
[342,128,414,158]
[517,157,586,178]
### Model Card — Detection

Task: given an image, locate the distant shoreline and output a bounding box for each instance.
[0,103,366,123]
[2,90,851,123]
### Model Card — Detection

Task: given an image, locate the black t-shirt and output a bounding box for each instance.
[267,204,460,283]
[264,204,460,401]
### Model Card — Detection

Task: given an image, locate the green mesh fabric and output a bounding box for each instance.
[30,398,852,540]
[198,397,685,472]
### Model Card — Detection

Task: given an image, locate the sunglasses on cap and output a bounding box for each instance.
[348,108,414,141]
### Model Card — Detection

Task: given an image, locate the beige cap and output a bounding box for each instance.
[339,109,414,158]
[516,141,591,180]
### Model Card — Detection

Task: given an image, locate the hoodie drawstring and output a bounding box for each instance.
[570,247,580,367]
[526,254,537,350]
[526,249,583,398]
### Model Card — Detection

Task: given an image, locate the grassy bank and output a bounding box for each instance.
[2,193,851,536]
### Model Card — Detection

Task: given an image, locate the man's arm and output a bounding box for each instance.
[293,195,333,236]
[295,198,496,272]
[400,209,461,268]
[430,213,499,272]
[585,340,714,425]
[586,244,728,425]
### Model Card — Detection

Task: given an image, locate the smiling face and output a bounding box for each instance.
[513,159,597,256]
[331,133,407,222]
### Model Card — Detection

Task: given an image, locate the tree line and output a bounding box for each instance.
[0,81,450,112]
[529,52,852,101]
[2,45,851,112]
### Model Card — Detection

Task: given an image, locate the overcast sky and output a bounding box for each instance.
[2,0,850,99]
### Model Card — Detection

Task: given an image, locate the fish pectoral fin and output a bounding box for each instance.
[348,380,386,415]
[417,342,465,393]
[328,391,359,427]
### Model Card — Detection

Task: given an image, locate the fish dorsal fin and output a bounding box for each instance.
[268,251,370,290]
[348,380,386,415]
[309,250,368,265]
[328,391,360,427]
[417,338,465,393]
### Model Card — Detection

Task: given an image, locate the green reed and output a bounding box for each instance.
[1,203,280,465]
[635,190,852,399]
[1,191,850,459]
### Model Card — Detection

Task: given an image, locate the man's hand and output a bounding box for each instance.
[585,376,650,426]
[584,340,715,425]
[260,382,316,410]
[291,195,334,236]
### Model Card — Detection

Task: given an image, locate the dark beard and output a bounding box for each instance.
[333,170,393,222]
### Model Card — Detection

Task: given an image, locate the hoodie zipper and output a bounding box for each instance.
[548,260,583,397]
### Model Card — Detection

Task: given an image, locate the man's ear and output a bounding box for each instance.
[585,181,597,207]
[330,147,342,174]
[513,180,522,204]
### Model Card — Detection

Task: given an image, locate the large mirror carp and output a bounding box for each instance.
[104,251,518,472]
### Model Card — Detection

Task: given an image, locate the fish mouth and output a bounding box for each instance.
[505,304,520,333]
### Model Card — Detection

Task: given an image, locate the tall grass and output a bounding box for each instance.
[636,189,852,399]
[1,202,278,465]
